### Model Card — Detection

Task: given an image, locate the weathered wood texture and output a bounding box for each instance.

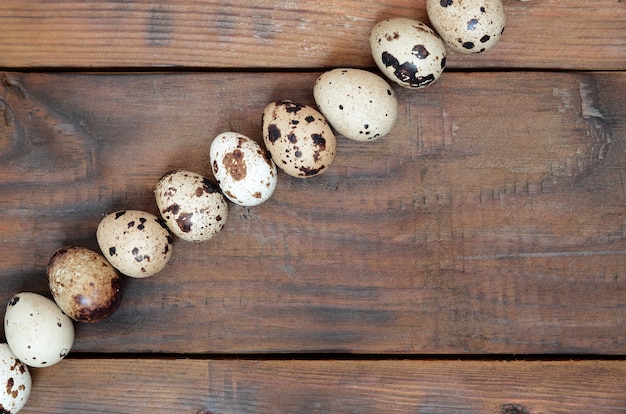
[19,359,626,413]
[1,71,624,355]
[0,0,624,70]
[1,0,624,411]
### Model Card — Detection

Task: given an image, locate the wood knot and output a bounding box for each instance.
[502,403,531,414]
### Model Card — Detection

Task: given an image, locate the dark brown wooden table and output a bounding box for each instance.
[1,1,625,412]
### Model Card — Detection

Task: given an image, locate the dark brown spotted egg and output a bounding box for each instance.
[210,132,278,206]
[313,68,398,142]
[370,18,446,89]
[48,246,122,323]
[97,210,173,278]
[262,100,337,178]
[426,0,506,54]
[155,170,228,242]
[0,343,31,413]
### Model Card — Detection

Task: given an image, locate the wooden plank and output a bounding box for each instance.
[0,71,625,354]
[0,0,623,70]
[19,359,626,413]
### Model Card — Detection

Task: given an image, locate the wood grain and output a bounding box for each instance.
[19,359,626,413]
[0,0,624,70]
[1,71,624,355]
[0,1,624,411]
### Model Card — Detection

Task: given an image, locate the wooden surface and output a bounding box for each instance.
[1,0,625,412]
[23,359,626,413]
[0,0,624,70]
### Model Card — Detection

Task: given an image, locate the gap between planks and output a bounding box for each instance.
[64,352,626,362]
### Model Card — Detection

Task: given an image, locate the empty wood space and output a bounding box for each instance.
[1,0,625,412]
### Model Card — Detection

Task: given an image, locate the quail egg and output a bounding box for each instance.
[210,132,278,206]
[155,170,228,242]
[97,210,173,278]
[426,0,506,53]
[4,292,75,368]
[370,18,447,88]
[263,100,337,178]
[47,246,122,323]
[313,68,398,141]
[0,343,31,413]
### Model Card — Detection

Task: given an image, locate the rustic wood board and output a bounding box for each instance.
[0,0,624,70]
[1,0,625,411]
[19,359,626,413]
[1,70,624,355]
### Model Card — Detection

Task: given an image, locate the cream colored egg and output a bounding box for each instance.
[210,132,278,206]
[97,210,173,278]
[262,100,337,178]
[4,292,75,368]
[370,18,447,89]
[155,170,228,242]
[0,343,31,413]
[426,0,506,54]
[313,68,398,141]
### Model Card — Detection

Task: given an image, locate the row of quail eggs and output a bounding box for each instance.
[0,0,507,411]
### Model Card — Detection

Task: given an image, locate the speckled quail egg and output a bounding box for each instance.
[370,18,447,89]
[4,292,75,368]
[0,343,31,413]
[313,68,398,141]
[426,0,506,53]
[155,170,228,242]
[97,210,173,278]
[210,132,278,206]
[47,246,122,323]
[262,100,337,178]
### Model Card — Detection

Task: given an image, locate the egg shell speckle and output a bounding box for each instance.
[262,100,337,178]
[426,0,506,54]
[47,246,122,323]
[4,292,75,368]
[370,18,447,89]
[155,170,228,242]
[210,132,278,206]
[97,210,173,278]
[0,344,31,413]
[313,68,398,142]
